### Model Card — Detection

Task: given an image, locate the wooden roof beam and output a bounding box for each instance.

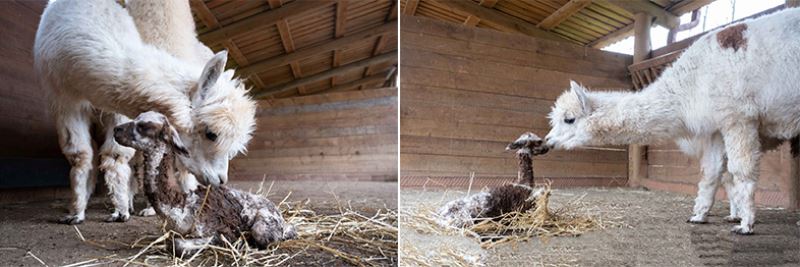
[403,0,420,15]
[254,51,397,98]
[479,0,499,8]
[588,23,633,48]
[239,22,396,75]
[598,0,680,29]
[387,0,398,21]
[276,19,306,94]
[332,0,349,87]
[463,15,481,26]
[434,0,570,43]
[668,0,715,15]
[311,72,389,95]
[537,0,592,30]
[199,0,335,45]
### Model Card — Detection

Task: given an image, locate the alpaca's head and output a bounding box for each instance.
[114,111,188,156]
[545,81,594,150]
[506,132,549,155]
[180,51,257,186]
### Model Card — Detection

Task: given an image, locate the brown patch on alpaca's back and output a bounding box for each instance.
[484,185,534,218]
[717,24,748,52]
[195,186,246,241]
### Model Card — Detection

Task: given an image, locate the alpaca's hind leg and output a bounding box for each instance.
[56,101,96,225]
[722,122,761,235]
[98,113,137,222]
[689,135,726,223]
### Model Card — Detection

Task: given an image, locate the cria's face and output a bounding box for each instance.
[545,81,594,150]
[506,132,549,155]
[114,111,188,156]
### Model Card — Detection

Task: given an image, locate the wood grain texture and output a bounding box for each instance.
[231,88,398,182]
[400,17,632,184]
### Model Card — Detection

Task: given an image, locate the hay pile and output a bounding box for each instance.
[401,184,619,249]
[66,193,397,267]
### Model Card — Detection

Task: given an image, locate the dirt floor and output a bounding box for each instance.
[0,181,397,267]
[400,187,800,267]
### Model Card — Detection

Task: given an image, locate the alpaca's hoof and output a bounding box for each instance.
[723,216,741,223]
[58,215,84,225]
[137,207,156,217]
[687,215,707,224]
[731,225,753,235]
[104,212,129,223]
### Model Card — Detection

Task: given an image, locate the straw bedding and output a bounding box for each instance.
[64,190,398,267]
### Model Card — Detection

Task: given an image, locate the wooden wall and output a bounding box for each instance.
[0,1,70,188]
[645,143,794,208]
[231,88,398,182]
[399,16,633,188]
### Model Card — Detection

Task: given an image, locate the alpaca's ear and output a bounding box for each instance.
[195,51,228,101]
[570,81,592,114]
[161,118,189,156]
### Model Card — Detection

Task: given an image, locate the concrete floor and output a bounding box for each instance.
[0,181,397,267]
[400,187,800,267]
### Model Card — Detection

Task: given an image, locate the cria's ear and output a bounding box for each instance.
[195,51,228,102]
[161,117,189,156]
[570,80,592,114]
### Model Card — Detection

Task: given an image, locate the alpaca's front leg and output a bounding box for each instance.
[250,206,297,248]
[722,122,761,235]
[99,114,137,222]
[689,135,726,223]
[55,101,97,225]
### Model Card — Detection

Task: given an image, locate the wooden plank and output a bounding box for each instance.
[387,0,398,21]
[432,0,571,43]
[404,0,420,15]
[479,0,499,8]
[255,52,397,98]
[240,22,396,75]
[199,0,336,45]
[401,154,627,178]
[463,15,481,26]
[668,0,715,15]
[537,0,593,30]
[597,0,679,28]
[589,23,633,48]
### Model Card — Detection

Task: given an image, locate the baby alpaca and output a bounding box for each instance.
[436,133,549,228]
[114,111,296,254]
[506,132,549,185]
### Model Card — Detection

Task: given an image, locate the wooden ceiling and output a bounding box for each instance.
[189,0,397,99]
[400,0,713,48]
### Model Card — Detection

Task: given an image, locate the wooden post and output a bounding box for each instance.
[790,0,800,211]
[787,0,800,8]
[628,12,651,187]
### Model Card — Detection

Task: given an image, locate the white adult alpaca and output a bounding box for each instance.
[118,0,215,219]
[34,0,257,224]
[544,8,800,235]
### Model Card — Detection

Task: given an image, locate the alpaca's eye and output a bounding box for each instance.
[564,118,576,124]
[205,130,218,142]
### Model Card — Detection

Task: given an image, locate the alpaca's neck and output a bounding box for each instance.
[109,46,198,132]
[142,146,185,211]
[516,151,534,185]
[588,84,685,145]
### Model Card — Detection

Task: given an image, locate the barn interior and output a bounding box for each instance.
[398,0,800,265]
[0,0,397,266]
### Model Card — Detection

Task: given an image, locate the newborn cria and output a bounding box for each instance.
[436,133,550,228]
[114,111,296,254]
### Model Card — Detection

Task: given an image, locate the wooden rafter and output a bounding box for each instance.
[276,18,306,94]
[254,51,397,98]
[362,33,391,88]
[668,0,715,15]
[479,0,499,8]
[312,72,388,95]
[537,0,592,30]
[463,15,480,26]
[403,0,420,15]
[387,0,398,21]
[239,22,396,76]
[433,0,569,43]
[332,0,349,88]
[598,0,679,29]
[198,0,336,45]
[189,0,266,88]
[588,23,633,48]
